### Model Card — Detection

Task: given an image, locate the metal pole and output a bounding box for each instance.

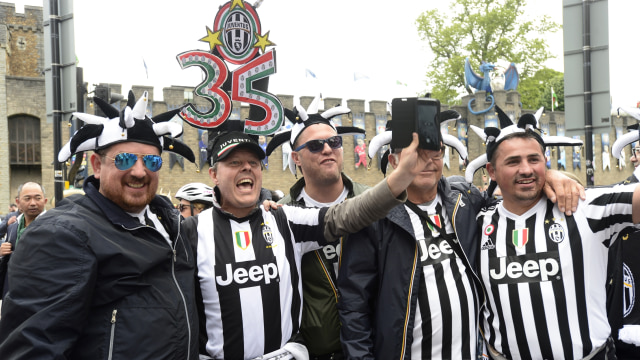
[582,0,594,186]
[49,0,64,202]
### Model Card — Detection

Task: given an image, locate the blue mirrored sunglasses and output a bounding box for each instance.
[106,152,163,172]
[294,135,343,153]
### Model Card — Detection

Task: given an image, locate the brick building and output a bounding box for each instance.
[0,2,636,213]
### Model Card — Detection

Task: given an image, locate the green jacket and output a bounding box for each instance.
[279,173,369,356]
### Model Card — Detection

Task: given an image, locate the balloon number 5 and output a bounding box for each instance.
[233,50,283,135]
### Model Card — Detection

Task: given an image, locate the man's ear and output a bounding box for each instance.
[209,167,218,186]
[291,151,302,167]
[90,153,103,179]
[486,163,497,181]
[388,152,399,169]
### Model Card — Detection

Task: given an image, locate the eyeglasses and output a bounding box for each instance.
[634,147,640,156]
[105,152,163,172]
[294,135,342,153]
[179,204,191,212]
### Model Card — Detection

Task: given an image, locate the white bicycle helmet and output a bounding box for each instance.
[175,183,214,204]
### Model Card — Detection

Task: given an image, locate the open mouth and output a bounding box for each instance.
[128,183,145,189]
[237,178,254,191]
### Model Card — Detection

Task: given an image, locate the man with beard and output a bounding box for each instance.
[476,122,640,359]
[0,91,199,359]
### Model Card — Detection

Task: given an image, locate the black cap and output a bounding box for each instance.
[208,131,266,166]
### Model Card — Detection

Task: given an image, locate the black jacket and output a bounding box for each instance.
[0,216,20,299]
[337,177,491,360]
[0,210,19,239]
[0,176,198,360]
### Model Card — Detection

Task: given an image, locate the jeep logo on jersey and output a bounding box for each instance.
[548,223,565,243]
[623,262,636,317]
[418,237,456,266]
[489,251,561,284]
[323,242,341,262]
[216,262,279,288]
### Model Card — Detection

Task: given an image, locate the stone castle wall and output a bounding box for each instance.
[0,2,635,212]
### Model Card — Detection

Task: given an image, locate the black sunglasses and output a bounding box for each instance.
[294,136,343,153]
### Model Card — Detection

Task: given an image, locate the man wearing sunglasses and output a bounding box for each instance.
[266,100,369,360]
[0,92,200,359]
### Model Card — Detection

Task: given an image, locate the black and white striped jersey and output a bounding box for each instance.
[408,196,481,360]
[195,205,326,360]
[477,184,636,359]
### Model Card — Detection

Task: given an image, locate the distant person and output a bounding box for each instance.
[175,182,214,218]
[0,182,48,299]
[0,91,199,359]
[633,146,640,169]
[0,202,19,239]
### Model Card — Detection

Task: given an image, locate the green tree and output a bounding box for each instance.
[416,0,560,104]
[519,68,564,110]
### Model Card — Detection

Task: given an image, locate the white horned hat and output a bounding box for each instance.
[265,95,364,176]
[58,90,194,163]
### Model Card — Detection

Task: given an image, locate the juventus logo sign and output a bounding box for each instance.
[177,0,283,134]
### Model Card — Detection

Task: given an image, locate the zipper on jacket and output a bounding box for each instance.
[108,309,117,360]
[314,251,338,301]
[172,219,191,360]
[451,193,487,309]
[400,244,419,360]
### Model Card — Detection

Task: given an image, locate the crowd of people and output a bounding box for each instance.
[0,90,638,360]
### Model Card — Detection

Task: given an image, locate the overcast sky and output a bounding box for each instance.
[11,0,640,109]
